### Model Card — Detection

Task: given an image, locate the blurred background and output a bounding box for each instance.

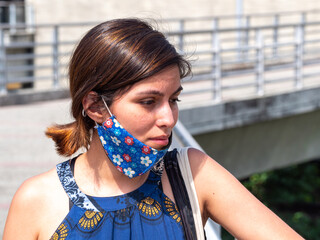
[0,0,320,239]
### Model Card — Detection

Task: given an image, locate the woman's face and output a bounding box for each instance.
[108,66,182,150]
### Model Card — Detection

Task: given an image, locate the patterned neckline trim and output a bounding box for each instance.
[56,159,162,211]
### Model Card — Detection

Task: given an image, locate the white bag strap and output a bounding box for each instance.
[176,147,205,240]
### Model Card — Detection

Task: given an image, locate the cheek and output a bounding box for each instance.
[174,105,179,118]
[118,112,153,137]
[172,105,179,124]
[132,116,154,135]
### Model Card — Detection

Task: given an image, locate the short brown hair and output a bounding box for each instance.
[45,18,191,156]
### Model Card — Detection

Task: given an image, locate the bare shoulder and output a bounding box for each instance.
[185,147,233,208]
[3,166,68,240]
[13,167,61,209]
[186,147,250,220]
[186,147,227,182]
[9,168,58,213]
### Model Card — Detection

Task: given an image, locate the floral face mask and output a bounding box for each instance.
[95,97,169,178]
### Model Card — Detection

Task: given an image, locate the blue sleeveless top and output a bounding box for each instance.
[50,159,185,239]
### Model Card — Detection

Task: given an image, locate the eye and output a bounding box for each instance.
[139,99,155,105]
[170,98,181,104]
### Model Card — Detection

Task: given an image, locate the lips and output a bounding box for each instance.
[149,135,170,147]
[152,135,169,140]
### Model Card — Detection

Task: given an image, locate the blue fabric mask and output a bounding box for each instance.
[95,99,169,179]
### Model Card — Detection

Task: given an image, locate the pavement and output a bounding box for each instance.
[0,98,72,236]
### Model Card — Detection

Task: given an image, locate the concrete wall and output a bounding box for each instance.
[194,109,320,179]
[178,87,320,179]
[244,0,320,15]
[26,0,234,24]
[26,0,320,24]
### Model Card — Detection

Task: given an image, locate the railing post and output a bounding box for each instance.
[212,30,221,102]
[53,25,60,88]
[255,29,264,96]
[236,0,243,61]
[295,25,303,89]
[236,16,243,61]
[273,14,279,57]
[25,4,35,33]
[243,15,250,60]
[0,29,7,94]
[212,17,219,32]
[300,12,306,51]
[9,3,17,34]
[178,19,185,52]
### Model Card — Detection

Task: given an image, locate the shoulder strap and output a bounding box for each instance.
[176,148,205,240]
[68,157,76,210]
[164,149,197,240]
[56,158,100,212]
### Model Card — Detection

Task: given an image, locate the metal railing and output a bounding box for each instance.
[165,12,320,105]
[1,11,320,106]
[0,1,34,32]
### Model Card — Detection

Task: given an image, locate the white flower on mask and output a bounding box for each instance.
[114,119,123,129]
[111,136,121,146]
[123,167,135,178]
[112,154,123,165]
[100,136,106,145]
[140,156,152,167]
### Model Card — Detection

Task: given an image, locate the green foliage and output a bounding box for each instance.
[221,160,320,240]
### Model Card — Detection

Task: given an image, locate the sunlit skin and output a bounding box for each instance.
[3,65,303,240]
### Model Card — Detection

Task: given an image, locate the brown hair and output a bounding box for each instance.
[45,18,191,156]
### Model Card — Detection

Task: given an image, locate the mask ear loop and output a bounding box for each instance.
[95,96,113,128]
[101,96,113,117]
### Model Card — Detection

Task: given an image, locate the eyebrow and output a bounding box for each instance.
[137,85,183,96]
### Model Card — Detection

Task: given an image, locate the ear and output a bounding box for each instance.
[82,91,110,124]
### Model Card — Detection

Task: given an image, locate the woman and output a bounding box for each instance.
[3,18,303,239]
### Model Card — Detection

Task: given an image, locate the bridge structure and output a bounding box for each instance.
[1,10,320,239]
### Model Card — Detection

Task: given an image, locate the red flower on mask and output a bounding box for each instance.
[141,146,151,154]
[125,136,134,145]
[123,154,132,162]
[104,119,113,128]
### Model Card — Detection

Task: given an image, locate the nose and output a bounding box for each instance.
[155,103,177,129]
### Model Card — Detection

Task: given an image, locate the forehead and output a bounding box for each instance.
[128,66,181,94]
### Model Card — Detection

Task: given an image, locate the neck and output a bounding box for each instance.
[74,130,149,197]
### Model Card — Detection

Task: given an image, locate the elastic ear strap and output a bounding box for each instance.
[101,96,113,117]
